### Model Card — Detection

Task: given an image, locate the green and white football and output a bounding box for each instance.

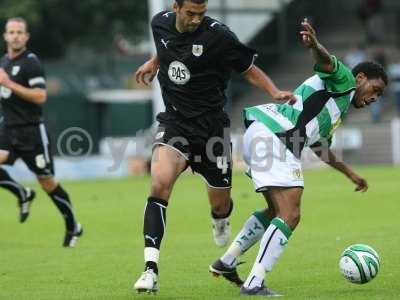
[339,244,380,284]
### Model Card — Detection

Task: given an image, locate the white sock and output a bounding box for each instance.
[221,211,270,267]
[144,247,159,264]
[243,217,292,289]
[211,217,229,228]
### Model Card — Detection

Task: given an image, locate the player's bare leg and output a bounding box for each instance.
[134,145,187,293]
[149,145,188,200]
[241,187,302,296]
[210,193,277,286]
[207,186,232,247]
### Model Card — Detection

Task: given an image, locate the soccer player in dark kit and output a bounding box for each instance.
[0,17,82,247]
[133,0,296,292]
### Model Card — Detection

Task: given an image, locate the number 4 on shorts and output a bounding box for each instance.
[217,156,228,174]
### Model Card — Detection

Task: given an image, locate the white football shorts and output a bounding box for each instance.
[243,121,304,192]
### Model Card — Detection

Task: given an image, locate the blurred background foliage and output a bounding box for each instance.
[0,0,148,58]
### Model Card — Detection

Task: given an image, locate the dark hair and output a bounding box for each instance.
[175,0,208,7]
[352,61,388,85]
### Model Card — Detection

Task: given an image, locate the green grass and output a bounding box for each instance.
[0,166,399,299]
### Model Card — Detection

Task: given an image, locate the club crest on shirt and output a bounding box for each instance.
[0,86,12,99]
[12,66,20,76]
[192,44,203,57]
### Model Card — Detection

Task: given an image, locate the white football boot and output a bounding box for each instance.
[212,217,231,247]
[134,269,159,293]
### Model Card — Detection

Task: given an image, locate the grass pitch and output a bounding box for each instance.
[0,166,399,299]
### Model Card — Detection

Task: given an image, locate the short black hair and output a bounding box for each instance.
[175,0,208,7]
[352,61,388,85]
[5,17,29,32]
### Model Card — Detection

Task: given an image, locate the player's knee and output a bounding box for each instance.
[279,210,300,230]
[210,197,232,217]
[38,177,58,193]
[261,207,276,219]
[287,210,301,230]
[211,201,228,215]
[150,179,173,200]
[0,150,10,164]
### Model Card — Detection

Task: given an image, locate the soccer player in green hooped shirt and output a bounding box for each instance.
[208,19,388,296]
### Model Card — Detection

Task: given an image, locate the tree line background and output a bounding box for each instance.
[0,0,148,59]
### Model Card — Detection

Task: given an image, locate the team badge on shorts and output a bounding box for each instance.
[292,168,303,180]
[155,131,165,140]
[35,154,46,169]
[192,44,203,57]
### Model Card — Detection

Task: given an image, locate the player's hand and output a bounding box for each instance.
[135,57,159,86]
[0,68,11,87]
[272,90,297,105]
[300,18,319,49]
[349,173,368,192]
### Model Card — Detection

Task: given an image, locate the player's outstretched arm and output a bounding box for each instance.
[0,68,46,104]
[243,64,296,104]
[311,144,368,192]
[300,18,335,73]
[135,56,160,86]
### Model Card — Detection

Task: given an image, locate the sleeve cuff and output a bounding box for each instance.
[313,55,338,75]
[240,54,258,74]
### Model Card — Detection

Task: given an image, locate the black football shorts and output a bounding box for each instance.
[154,110,232,188]
[0,123,54,177]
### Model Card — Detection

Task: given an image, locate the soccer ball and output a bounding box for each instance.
[339,244,380,284]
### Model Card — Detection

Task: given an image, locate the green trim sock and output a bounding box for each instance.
[243,217,292,289]
[221,211,270,267]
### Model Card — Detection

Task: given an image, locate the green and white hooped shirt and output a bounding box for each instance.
[243,56,356,156]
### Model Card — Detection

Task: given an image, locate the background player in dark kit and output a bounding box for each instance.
[0,17,82,247]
